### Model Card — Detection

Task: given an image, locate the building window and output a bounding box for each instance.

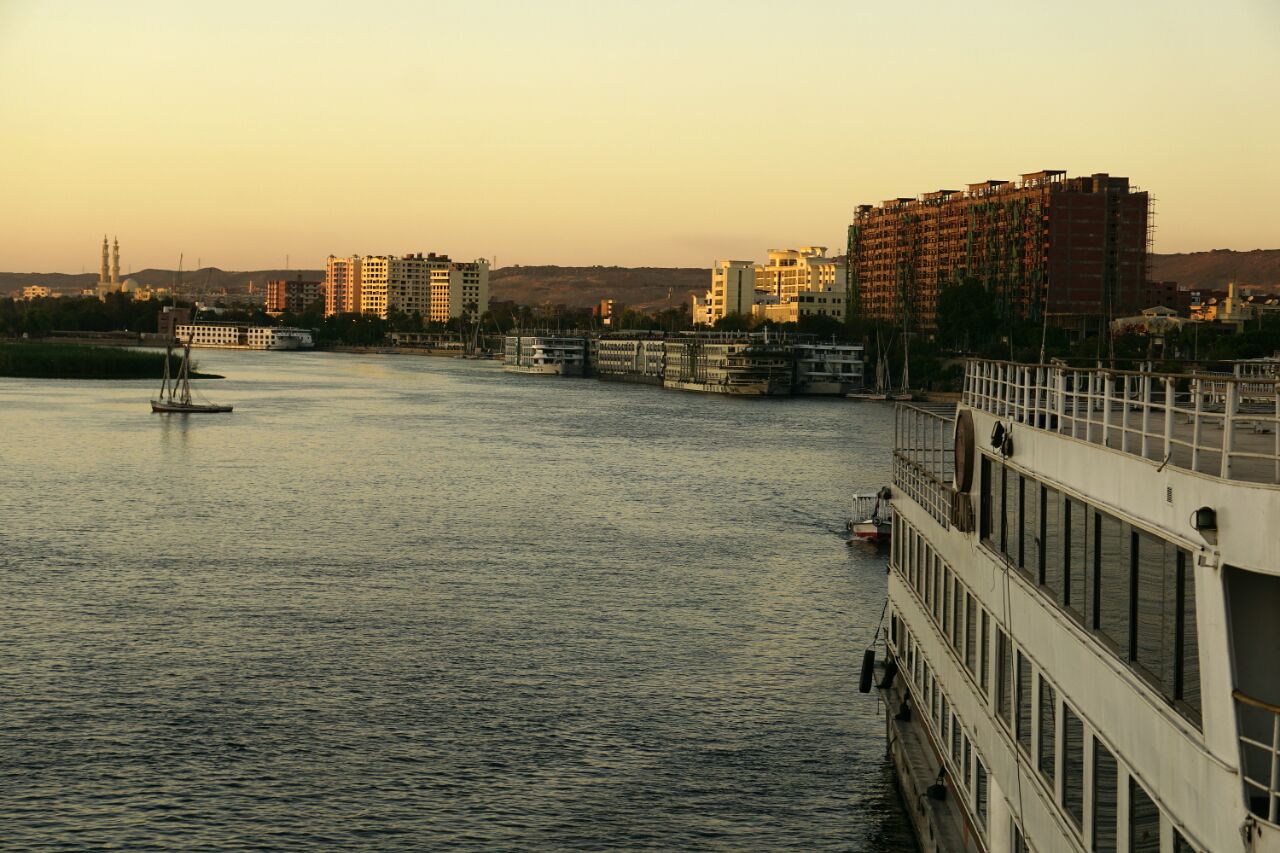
[1016,651,1032,754]
[1063,703,1084,828]
[1129,777,1160,853]
[1093,738,1118,853]
[1038,677,1056,787]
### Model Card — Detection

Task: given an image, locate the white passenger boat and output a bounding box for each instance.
[503,335,586,376]
[874,359,1280,853]
[848,489,893,543]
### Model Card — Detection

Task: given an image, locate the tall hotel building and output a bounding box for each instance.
[847,171,1150,331]
[324,253,489,321]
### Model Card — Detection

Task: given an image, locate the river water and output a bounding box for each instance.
[0,351,912,851]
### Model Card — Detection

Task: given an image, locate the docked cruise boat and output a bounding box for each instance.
[503,335,587,376]
[876,359,1280,852]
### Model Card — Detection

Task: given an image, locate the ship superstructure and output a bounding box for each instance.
[880,359,1280,853]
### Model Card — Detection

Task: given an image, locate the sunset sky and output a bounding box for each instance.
[1,0,1277,272]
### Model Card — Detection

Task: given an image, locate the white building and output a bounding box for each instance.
[692,260,758,326]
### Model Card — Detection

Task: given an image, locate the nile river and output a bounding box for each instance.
[0,351,912,851]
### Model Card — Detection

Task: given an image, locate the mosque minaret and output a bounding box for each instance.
[95,235,123,299]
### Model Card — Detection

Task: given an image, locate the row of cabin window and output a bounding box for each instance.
[892,515,1199,851]
[892,515,991,700]
[990,626,1200,852]
[978,456,1201,726]
[893,619,990,836]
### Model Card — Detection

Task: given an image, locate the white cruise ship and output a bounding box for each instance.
[502,335,586,376]
[877,359,1280,853]
[175,323,314,350]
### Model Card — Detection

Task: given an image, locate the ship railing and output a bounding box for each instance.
[964,360,1280,485]
[893,404,955,529]
[1235,689,1280,824]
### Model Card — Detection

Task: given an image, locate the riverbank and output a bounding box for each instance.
[0,341,221,379]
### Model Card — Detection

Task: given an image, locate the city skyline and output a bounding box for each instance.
[2,0,1278,272]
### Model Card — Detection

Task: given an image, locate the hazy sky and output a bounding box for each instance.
[1,0,1278,272]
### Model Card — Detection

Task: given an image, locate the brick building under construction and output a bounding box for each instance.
[846,170,1151,331]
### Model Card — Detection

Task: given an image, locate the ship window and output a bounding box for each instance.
[975,758,988,831]
[925,555,935,612]
[940,694,949,737]
[942,568,952,637]
[987,458,1003,548]
[1178,550,1200,724]
[1096,511,1131,658]
[1065,497,1089,620]
[1093,738,1118,853]
[963,734,971,790]
[1129,777,1160,853]
[1003,465,1019,559]
[1021,476,1040,576]
[980,457,995,543]
[1063,703,1084,828]
[933,560,944,624]
[1173,829,1197,852]
[951,714,961,769]
[996,630,1012,728]
[1043,486,1064,600]
[1016,651,1033,754]
[965,594,977,674]
[1013,823,1029,853]
[979,610,990,696]
[952,579,963,650]
[1134,530,1176,697]
[1038,677,1056,787]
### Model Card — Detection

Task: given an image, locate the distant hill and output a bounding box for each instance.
[6,250,1278,308]
[491,265,706,311]
[1149,249,1280,291]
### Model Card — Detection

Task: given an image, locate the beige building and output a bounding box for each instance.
[692,260,757,325]
[693,248,846,326]
[327,253,489,321]
[21,285,54,299]
[755,247,844,302]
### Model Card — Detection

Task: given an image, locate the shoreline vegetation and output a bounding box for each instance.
[0,341,222,380]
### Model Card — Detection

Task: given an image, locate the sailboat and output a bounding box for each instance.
[151,332,232,413]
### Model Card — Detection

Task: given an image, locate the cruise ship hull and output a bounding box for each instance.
[503,363,584,377]
[662,379,790,396]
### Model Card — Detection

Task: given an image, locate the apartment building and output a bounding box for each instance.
[266,276,324,314]
[847,170,1151,331]
[325,256,363,316]
[326,253,489,321]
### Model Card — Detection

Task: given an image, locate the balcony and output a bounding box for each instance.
[964,360,1280,485]
[893,404,957,529]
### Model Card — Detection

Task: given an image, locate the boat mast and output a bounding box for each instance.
[179,332,194,405]
[159,342,173,401]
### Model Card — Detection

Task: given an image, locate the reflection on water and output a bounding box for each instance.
[0,351,912,851]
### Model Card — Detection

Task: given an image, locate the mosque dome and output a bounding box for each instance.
[121,278,140,292]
